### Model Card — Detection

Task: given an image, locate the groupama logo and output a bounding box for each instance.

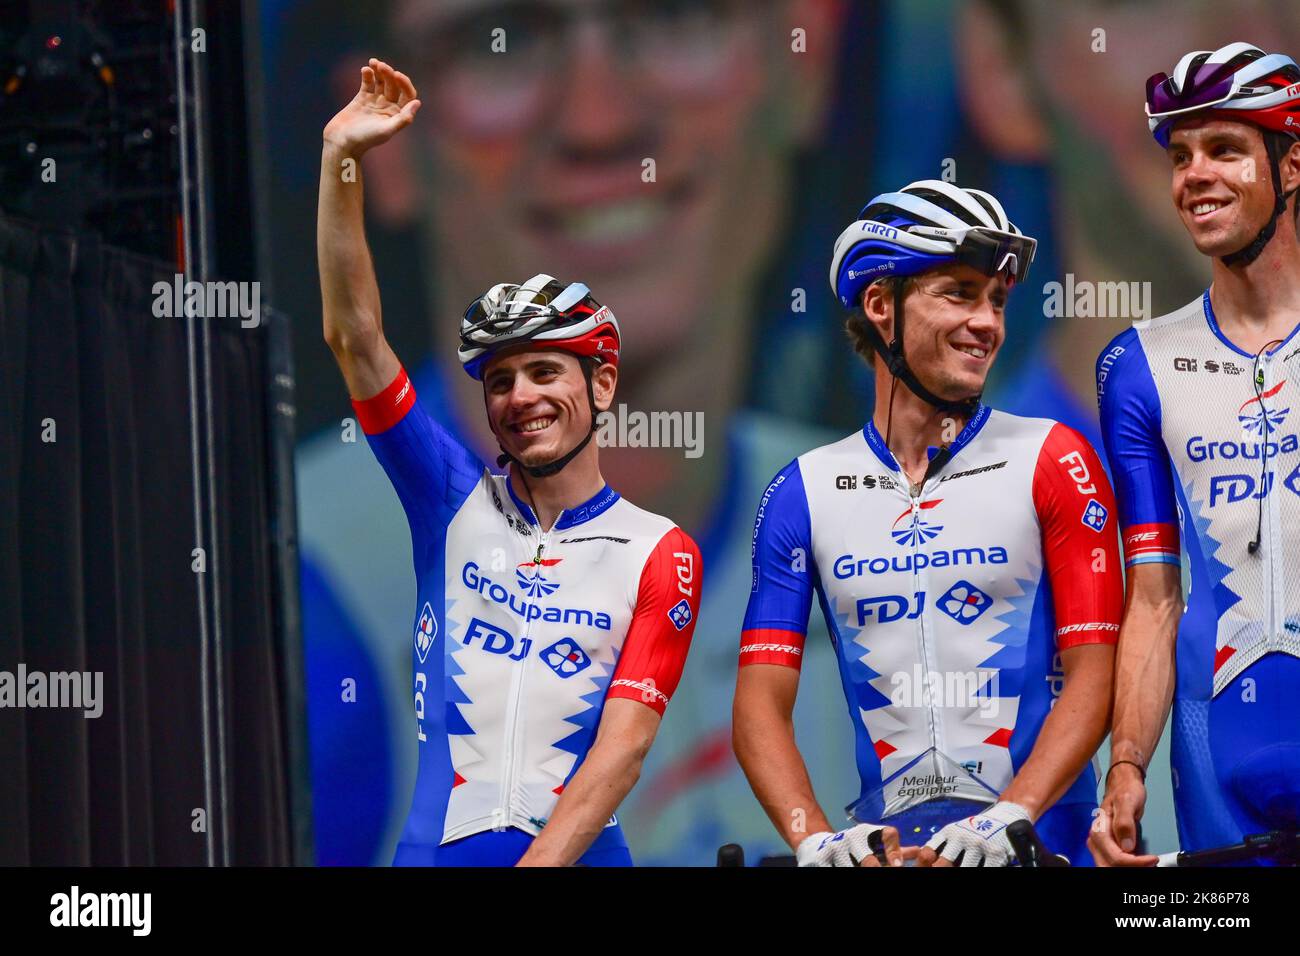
[516,557,563,598]
[1238,381,1290,438]
[891,500,944,548]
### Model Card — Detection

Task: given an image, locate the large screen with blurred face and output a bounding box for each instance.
[266,0,1300,865]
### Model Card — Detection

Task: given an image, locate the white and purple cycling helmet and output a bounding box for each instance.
[1146,42,1300,148]
[1145,42,1300,266]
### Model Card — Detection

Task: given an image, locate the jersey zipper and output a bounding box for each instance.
[1260,355,1281,647]
[909,484,944,770]
[498,520,552,832]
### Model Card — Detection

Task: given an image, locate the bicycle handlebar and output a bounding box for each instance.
[1156,828,1300,867]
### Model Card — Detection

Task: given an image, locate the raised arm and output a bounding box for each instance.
[318,58,419,399]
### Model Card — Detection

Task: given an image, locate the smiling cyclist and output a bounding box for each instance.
[1092,42,1300,866]
[732,180,1124,867]
[318,58,702,866]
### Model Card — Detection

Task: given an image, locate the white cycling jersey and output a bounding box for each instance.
[353,368,701,855]
[741,405,1123,831]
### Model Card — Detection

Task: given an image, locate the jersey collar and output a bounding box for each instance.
[862,402,991,476]
[1202,289,1300,360]
[505,477,621,531]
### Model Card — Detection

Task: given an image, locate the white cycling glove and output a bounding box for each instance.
[796,823,888,867]
[925,801,1030,867]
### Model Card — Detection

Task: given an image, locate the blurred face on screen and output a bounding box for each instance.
[394,0,825,372]
[990,0,1299,266]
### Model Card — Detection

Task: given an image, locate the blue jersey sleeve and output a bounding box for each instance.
[353,367,483,540]
[739,459,815,669]
[1096,329,1181,567]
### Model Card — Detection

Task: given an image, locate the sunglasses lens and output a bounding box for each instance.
[956,230,1034,284]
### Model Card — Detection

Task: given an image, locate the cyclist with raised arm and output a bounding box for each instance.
[1092,43,1300,866]
[318,58,701,866]
[732,180,1124,867]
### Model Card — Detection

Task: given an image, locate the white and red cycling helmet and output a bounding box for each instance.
[458,274,620,380]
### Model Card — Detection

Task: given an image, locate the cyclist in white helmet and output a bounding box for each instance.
[318,58,702,866]
[733,180,1124,866]
[1092,42,1300,866]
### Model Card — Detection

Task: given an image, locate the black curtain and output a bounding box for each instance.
[0,213,305,865]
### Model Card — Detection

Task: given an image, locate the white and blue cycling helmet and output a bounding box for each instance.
[829,180,1037,413]
[830,179,1036,309]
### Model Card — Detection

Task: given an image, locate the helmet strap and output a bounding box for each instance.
[863,279,980,418]
[1222,132,1299,268]
[492,357,601,479]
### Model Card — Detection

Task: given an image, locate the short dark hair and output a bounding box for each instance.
[844,276,915,368]
[1270,131,1300,225]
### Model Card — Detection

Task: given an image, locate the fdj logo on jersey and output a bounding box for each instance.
[458,622,595,677]
[1210,471,1275,507]
[667,598,693,631]
[857,582,995,628]
[937,581,993,625]
[414,602,437,663]
[463,617,532,661]
[857,592,925,626]
[540,638,591,678]
[1081,499,1109,533]
[891,500,944,547]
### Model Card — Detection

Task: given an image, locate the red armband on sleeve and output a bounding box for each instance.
[1121,522,1181,567]
[738,629,806,669]
[351,366,417,435]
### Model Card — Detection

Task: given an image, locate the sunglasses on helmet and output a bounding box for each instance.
[911,225,1038,286]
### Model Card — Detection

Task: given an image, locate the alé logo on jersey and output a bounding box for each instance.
[516,557,562,598]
